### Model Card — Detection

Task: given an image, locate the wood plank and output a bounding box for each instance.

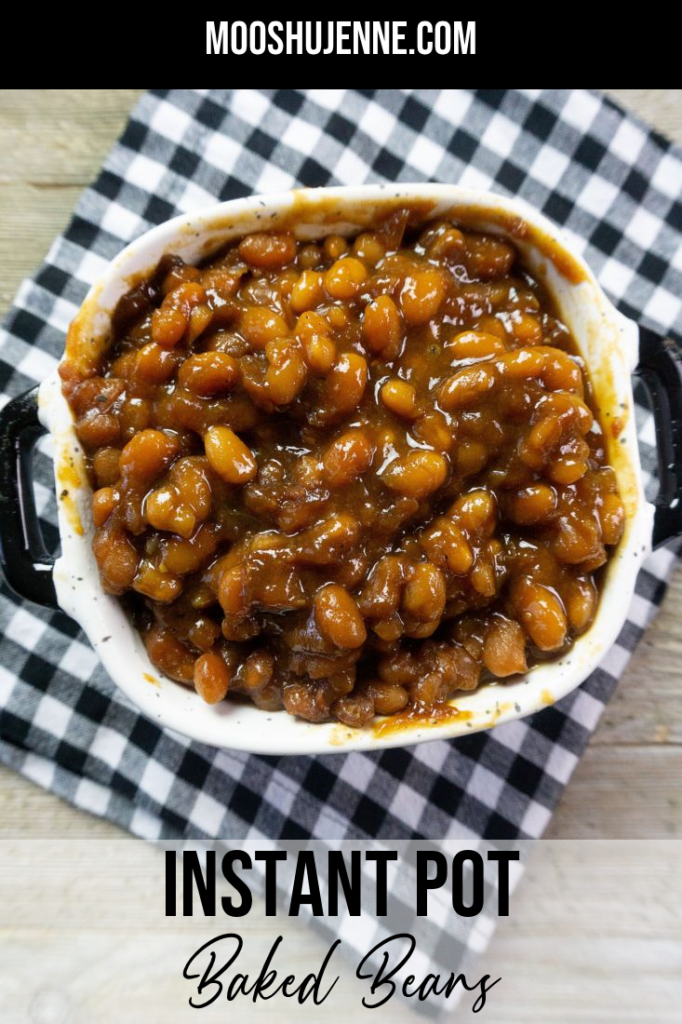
[603,88,682,143]
[593,564,682,747]
[0,90,142,319]
[0,89,143,184]
[547,745,682,837]
[0,181,83,311]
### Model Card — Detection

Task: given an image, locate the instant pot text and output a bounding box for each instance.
[165,848,518,917]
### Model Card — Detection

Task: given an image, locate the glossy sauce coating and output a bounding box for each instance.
[60,211,626,727]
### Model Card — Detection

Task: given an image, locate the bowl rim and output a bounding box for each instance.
[39,183,654,754]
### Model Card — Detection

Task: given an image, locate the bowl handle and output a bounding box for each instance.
[0,387,58,607]
[636,327,682,548]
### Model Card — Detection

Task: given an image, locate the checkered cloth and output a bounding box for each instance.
[1,89,681,1011]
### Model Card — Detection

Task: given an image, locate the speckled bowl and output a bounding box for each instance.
[36,184,652,753]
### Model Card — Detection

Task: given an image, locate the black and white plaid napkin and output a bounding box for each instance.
[1,89,681,1009]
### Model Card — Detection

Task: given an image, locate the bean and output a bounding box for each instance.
[92,447,121,487]
[240,306,289,348]
[264,338,307,405]
[187,617,221,651]
[110,350,142,382]
[352,233,385,265]
[303,333,336,375]
[76,411,120,448]
[322,352,368,417]
[332,693,374,728]
[470,558,496,597]
[358,555,406,618]
[427,227,465,260]
[92,487,119,527]
[119,429,178,481]
[151,283,206,349]
[527,415,563,453]
[509,484,557,525]
[510,311,542,345]
[499,347,547,379]
[449,489,496,535]
[380,378,418,419]
[194,651,232,703]
[151,305,187,349]
[238,232,297,268]
[145,486,196,539]
[171,457,212,519]
[240,650,275,690]
[283,683,331,723]
[599,492,626,546]
[295,310,332,340]
[323,234,349,260]
[456,441,489,475]
[483,617,527,677]
[512,576,567,651]
[402,562,446,622]
[553,515,601,565]
[368,680,409,715]
[177,351,240,395]
[327,305,349,330]
[539,348,584,395]
[162,263,201,294]
[573,398,594,435]
[563,576,597,633]
[382,450,448,500]
[119,398,151,440]
[290,270,324,313]
[413,409,455,452]
[133,560,183,603]
[446,330,506,360]
[372,613,404,642]
[218,562,248,619]
[298,244,322,269]
[145,624,195,684]
[92,528,139,594]
[377,649,419,686]
[475,314,507,339]
[548,456,588,485]
[420,517,474,574]
[136,342,180,384]
[400,268,445,325]
[464,235,515,279]
[204,426,257,484]
[187,304,213,344]
[292,513,361,565]
[163,524,218,575]
[438,364,498,410]
[322,429,374,487]
[314,583,367,649]
[324,257,368,300]
[362,295,403,358]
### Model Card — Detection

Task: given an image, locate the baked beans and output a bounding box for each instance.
[60,210,626,727]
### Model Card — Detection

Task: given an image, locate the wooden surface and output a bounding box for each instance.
[0,89,681,1021]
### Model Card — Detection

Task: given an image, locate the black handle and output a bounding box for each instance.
[0,387,58,608]
[635,326,682,549]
